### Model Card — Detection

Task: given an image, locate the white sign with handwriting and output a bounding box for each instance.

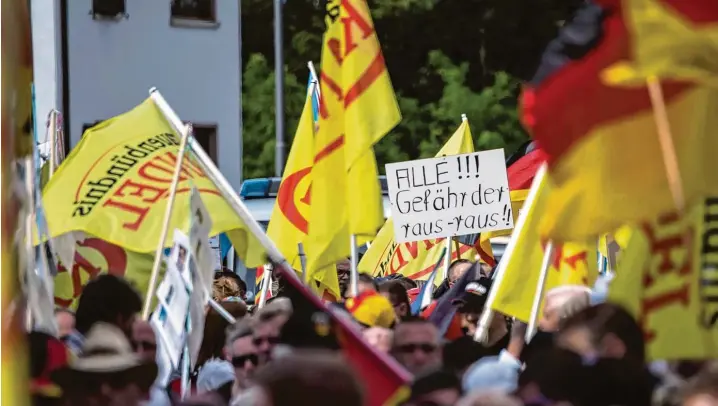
[385,149,514,243]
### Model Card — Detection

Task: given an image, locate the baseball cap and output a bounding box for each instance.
[196,359,236,393]
[451,277,493,313]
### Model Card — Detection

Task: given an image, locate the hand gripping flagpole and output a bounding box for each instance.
[149,88,294,280]
[141,120,192,320]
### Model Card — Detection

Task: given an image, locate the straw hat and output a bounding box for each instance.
[51,322,158,389]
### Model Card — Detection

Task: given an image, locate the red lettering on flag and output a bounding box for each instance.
[340,0,373,57]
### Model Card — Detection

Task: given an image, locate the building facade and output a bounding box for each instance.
[32,0,244,189]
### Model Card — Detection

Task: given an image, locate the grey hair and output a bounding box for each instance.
[253,297,293,325]
[225,318,253,350]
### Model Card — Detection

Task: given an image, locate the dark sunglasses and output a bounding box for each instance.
[396,343,437,354]
[131,340,157,351]
[252,335,280,347]
[231,354,259,368]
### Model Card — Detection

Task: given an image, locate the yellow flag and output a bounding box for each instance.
[608,196,718,360]
[267,89,316,270]
[53,234,155,308]
[489,166,598,322]
[359,120,476,280]
[40,98,266,267]
[602,0,718,87]
[306,0,400,293]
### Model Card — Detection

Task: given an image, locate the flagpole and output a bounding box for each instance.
[258,264,272,308]
[525,241,554,342]
[274,0,286,177]
[349,235,359,297]
[47,110,57,177]
[298,243,308,283]
[442,236,453,281]
[141,121,192,320]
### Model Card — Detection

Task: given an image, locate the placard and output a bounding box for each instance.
[385,149,513,243]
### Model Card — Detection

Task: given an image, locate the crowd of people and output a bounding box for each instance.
[26,259,718,406]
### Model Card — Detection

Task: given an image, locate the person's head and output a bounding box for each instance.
[54,308,75,339]
[345,291,396,329]
[682,363,718,406]
[250,351,363,406]
[539,285,591,332]
[130,320,157,362]
[196,301,248,369]
[336,259,351,298]
[378,281,411,320]
[357,273,378,294]
[448,260,472,287]
[196,359,235,403]
[224,318,258,390]
[391,317,442,375]
[555,302,646,363]
[407,369,462,406]
[362,327,393,353]
[213,270,247,301]
[252,298,292,364]
[453,278,501,338]
[75,274,142,339]
[52,323,157,406]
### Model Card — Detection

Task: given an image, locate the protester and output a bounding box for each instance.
[538,285,592,332]
[252,298,292,365]
[681,363,718,406]
[357,272,379,293]
[238,351,363,406]
[196,301,249,369]
[224,319,258,392]
[345,289,397,329]
[196,359,235,403]
[378,280,411,321]
[213,270,248,302]
[74,274,143,341]
[362,327,393,353]
[405,369,462,406]
[54,308,75,341]
[391,317,442,375]
[52,323,157,406]
[131,320,158,363]
[336,259,352,298]
[29,331,70,406]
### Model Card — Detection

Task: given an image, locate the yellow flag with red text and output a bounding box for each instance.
[305,0,400,294]
[488,166,598,322]
[359,120,477,280]
[267,88,316,270]
[39,98,266,267]
[608,197,718,360]
[53,233,155,309]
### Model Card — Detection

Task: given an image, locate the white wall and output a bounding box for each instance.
[66,0,243,188]
[31,0,63,138]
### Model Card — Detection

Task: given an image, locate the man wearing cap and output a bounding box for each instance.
[52,322,158,406]
[452,276,510,356]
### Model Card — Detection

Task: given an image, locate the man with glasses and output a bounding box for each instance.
[391,317,442,375]
[225,319,259,392]
[251,298,292,364]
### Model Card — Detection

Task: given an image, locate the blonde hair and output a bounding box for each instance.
[213,276,241,302]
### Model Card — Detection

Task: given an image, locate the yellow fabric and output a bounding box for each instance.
[347,294,396,328]
[305,0,400,295]
[539,86,718,242]
[603,0,718,87]
[608,196,718,360]
[53,236,155,308]
[490,166,598,322]
[267,90,315,270]
[480,189,529,242]
[359,120,479,280]
[38,98,266,267]
[2,1,33,404]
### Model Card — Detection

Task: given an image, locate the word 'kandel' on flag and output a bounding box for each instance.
[602,0,718,87]
[608,196,718,360]
[305,0,400,289]
[39,98,266,268]
[360,119,486,280]
[267,71,320,270]
[522,0,718,242]
[487,165,597,323]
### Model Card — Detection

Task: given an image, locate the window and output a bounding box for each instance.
[191,124,218,164]
[170,0,219,28]
[91,0,126,20]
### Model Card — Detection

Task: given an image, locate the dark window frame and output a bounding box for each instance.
[170,0,220,29]
[187,123,218,164]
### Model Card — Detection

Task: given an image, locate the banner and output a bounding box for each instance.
[385,149,513,242]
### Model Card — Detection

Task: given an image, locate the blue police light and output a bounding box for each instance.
[239,178,271,198]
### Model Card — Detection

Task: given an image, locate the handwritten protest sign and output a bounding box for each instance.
[385,149,513,243]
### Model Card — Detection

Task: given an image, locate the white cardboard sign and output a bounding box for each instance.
[385,149,514,243]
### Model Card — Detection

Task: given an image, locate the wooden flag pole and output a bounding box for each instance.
[141,122,192,320]
[646,77,685,212]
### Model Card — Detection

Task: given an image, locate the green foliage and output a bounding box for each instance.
[241,0,582,178]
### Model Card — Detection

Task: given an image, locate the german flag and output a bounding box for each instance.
[277,266,410,406]
[523,0,718,242]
